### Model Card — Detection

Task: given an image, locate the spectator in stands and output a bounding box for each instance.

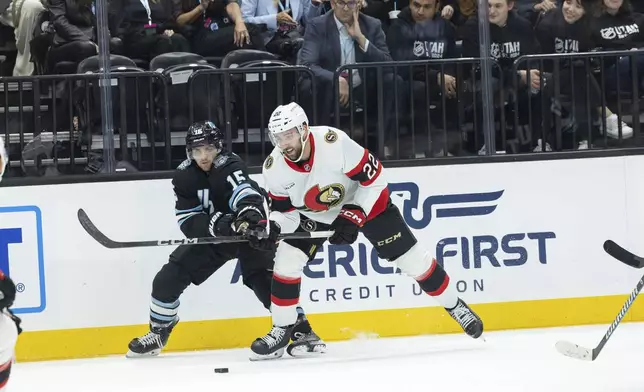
[173,0,264,57]
[299,0,404,157]
[386,0,460,156]
[462,0,550,153]
[440,0,476,26]
[591,0,644,95]
[110,0,190,62]
[241,0,316,60]
[0,0,45,75]
[514,0,557,25]
[536,0,633,144]
[47,0,99,72]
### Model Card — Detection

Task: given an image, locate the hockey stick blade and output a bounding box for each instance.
[604,240,644,269]
[555,274,644,361]
[78,208,334,249]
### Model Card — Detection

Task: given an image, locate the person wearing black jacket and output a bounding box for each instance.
[591,0,644,95]
[47,0,99,71]
[387,0,459,155]
[172,0,264,57]
[110,0,190,62]
[462,0,549,153]
[536,0,633,145]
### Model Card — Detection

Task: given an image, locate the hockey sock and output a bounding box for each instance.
[271,272,301,327]
[149,297,179,327]
[416,259,458,309]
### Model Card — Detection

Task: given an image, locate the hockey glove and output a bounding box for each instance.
[329,204,366,245]
[246,220,281,252]
[208,212,236,237]
[232,205,265,234]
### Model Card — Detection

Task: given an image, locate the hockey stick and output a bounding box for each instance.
[603,240,644,269]
[555,273,644,361]
[78,208,333,249]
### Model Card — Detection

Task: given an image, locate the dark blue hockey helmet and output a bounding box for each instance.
[185,121,224,158]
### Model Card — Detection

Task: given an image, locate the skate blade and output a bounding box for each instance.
[248,347,285,362]
[287,343,327,357]
[126,349,161,358]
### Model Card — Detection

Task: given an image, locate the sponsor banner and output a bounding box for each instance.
[0,155,641,334]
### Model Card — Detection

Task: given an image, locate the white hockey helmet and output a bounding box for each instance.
[268,102,310,161]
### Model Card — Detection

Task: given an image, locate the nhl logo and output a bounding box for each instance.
[304,164,311,171]
[301,219,317,232]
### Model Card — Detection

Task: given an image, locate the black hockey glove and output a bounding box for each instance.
[246,220,281,252]
[208,212,236,237]
[232,205,265,234]
[329,204,366,245]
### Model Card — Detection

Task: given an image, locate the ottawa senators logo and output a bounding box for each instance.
[324,129,338,143]
[303,183,345,211]
[264,155,273,169]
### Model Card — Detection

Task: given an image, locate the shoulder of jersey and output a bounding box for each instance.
[263,148,282,171]
[312,126,346,147]
[213,152,241,169]
[176,158,192,171]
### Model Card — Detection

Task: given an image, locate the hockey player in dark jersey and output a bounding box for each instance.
[127,120,324,358]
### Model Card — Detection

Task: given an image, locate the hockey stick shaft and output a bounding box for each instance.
[593,274,644,358]
[604,240,644,269]
[78,208,333,249]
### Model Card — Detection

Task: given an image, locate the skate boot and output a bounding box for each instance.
[447,298,483,339]
[126,319,178,358]
[287,313,327,357]
[250,325,293,361]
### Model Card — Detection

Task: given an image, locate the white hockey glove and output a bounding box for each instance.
[0,136,6,183]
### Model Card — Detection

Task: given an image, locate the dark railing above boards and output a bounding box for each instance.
[332,58,505,160]
[186,65,317,167]
[512,49,644,153]
[0,71,170,179]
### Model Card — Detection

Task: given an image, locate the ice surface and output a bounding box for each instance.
[11,323,644,392]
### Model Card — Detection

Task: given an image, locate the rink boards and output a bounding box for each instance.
[3,155,644,361]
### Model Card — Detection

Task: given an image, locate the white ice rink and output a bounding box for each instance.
[11,322,644,392]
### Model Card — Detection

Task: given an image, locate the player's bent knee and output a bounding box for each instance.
[152,262,190,301]
[395,243,432,278]
[396,244,449,295]
[274,242,309,279]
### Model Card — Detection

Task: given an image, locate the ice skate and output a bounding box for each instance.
[447,298,483,339]
[287,313,327,357]
[126,319,178,358]
[250,325,293,361]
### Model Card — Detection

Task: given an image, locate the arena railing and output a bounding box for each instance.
[333,58,504,159]
[185,65,317,167]
[0,71,170,178]
[512,49,644,152]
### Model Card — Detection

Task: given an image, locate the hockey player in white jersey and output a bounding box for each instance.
[0,270,23,390]
[248,102,484,360]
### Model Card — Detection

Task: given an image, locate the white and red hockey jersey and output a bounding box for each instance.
[262,126,389,233]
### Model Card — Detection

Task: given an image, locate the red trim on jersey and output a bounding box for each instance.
[345,148,369,177]
[0,359,12,388]
[362,165,382,186]
[366,188,389,221]
[268,192,288,201]
[271,295,300,307]
[417,259,450,296]
[284,133,316,173]
[273,273,301,284]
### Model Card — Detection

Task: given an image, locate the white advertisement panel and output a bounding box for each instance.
[0,155,641,333]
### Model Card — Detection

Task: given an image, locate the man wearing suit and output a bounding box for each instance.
[299,0,404,157]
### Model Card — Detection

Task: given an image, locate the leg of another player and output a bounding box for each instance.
[362,203,484,339]
[250,236,328,360]
[127,245,224,358]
